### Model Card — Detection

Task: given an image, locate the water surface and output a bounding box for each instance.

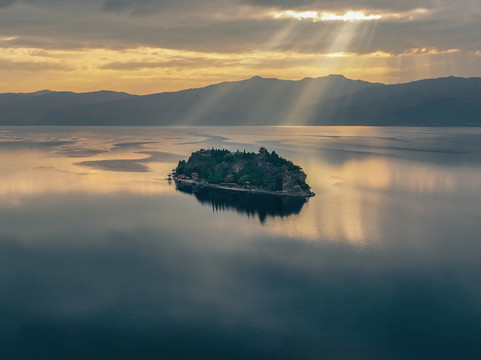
[1,126,481,359]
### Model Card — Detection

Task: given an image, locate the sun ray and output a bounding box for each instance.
[279,21,363,125]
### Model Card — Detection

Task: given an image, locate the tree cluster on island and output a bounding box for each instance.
[174,147,313,196]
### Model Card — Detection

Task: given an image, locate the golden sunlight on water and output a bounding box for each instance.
[325,157,459,194]
[268,188,378,246]
[1,126,480,248]
[267,152,479,245]
[0,128,199,206]
[0,150,176,206]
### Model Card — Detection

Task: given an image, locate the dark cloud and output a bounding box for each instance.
[242,0,316,8]
[243,0,444,11]
[102,0,149,11]
[101,0,171,13]
[0,0,15,8]
[0,0,480,73]
[99,0,227,16]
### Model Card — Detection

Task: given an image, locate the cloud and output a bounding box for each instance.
[0,0,478,55]
[101,0,149,11]
[243,0,444,12]
[0,0,15,8]
[100,0,177,14]
[0,0,480,92]
[0,58,72,71]
[100,57,239,70]
[4,1,480,54]
[243,0,316,8]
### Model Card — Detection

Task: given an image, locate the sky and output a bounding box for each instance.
[0,0,480,94]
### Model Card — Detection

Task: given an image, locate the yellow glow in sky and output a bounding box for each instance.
[321,11,382,21]
[274,10,320,20]
[0,44,468,94]
[273,10,383,22]
[0,0,477,94]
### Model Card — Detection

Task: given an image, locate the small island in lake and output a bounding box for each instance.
[173,147,315,197]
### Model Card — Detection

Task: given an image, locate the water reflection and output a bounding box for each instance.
[1,126,481,358]
[176,186,307,223]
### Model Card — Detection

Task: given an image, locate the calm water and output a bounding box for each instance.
[1,126,481,359]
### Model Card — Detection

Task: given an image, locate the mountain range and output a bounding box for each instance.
[1,75,480,126]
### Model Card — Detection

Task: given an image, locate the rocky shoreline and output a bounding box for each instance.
[175,178,315,198]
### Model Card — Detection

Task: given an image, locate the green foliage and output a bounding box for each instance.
[297,180,310,190]
[208,172,224,184]
[265,151,301,171]
[238,175,253,184]
[223,153,234,162]
[176,160,186,175]
[175,147,309,191]
[274,174,284,191]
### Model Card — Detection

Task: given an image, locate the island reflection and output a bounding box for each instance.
[176,185,307,223]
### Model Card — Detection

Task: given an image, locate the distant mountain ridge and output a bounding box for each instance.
[1,75,480,126]
[0,90,133,125]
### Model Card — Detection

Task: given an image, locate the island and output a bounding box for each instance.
[173,147,315,197]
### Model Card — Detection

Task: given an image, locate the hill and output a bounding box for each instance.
[0,90,133,125]
[310,76,481,126]
[21,75,377,126]
[1,75,480,126]
[174,147,314,197]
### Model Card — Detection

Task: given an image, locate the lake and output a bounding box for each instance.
[1,126,481,359]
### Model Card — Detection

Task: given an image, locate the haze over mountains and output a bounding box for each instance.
[1,75,480,126]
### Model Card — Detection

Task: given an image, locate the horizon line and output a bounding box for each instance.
[2,74,477,96]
